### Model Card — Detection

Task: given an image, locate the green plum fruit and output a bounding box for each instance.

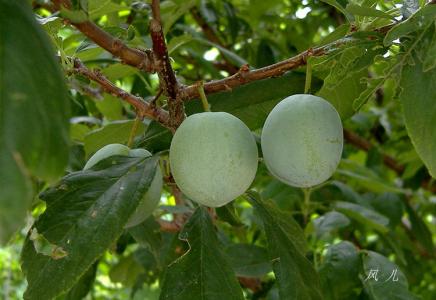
[83,143,130,170]
[261,94,343,188]
[169,112,258,207]
[83,144,162,228]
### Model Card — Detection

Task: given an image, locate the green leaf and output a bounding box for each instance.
[194,37,248,67]
[168,34,194,54]
[384,5,436,46]
[319,241,361,300]
[161,0,198,34]
[360,251,417,299]
[138,121,173,152]
[21,155,159,300]
[95,94,124,121]
[346,4,395,19]
[318,46,382,118]
[88,0,127,19]
[60,263,97,300]
[225,243,272,277]
[320,0,354,22]
[311,211,351,240]
[398,37,436,178]
[186,72,312,129]
[367,193,403,229]
[317,24,351,47]
[246,192,322,300]
[334,201,390,233]
[404,201,434,253]
[84,120,146,157]
[0,0,70,244]
[109,254,144,286]
[159,207,244,300]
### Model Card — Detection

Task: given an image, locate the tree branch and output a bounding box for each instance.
[54,0,156,72]
[71,59,170,128]
[180,47,327,100]
[343,129,404,174]
[150,0,184,129]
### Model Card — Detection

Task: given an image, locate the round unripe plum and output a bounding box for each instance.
[169,112,258,207]
[261,94,343,188]
[83,144,130,170]
[83,144,162,228]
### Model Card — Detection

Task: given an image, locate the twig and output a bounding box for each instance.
[157,219,181,233]
[190,7,239,74]
[71,59,170,128]
[150,0,184,129]
[54,0,156,72]
[343,129,404,174]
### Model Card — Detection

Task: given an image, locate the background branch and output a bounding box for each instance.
[190,7,239,74]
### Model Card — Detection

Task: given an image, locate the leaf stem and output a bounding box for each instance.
[127,117,142,147]
[302,187,312,224]
[197,81,211,112]
[304,60,312,94]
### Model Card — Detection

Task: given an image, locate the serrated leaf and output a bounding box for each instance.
[384,5,436,46]
[84,120,146,157]
[159,207,244,300]
[246,192,322,300]
[318,46,381,118]
[0,0,70,244]
[21,155,159,300]
[319,241,361,300]
[225,243,271,277]
[186,72,312,129]
[335,201,389,233]
[346,3,395,19]
[360,251,417,299]
[399,34,436,177]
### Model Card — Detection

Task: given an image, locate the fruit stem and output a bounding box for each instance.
[127,116,142,147]
[302,187,312,224]
[197,81,211,112]
[304,60,312,94]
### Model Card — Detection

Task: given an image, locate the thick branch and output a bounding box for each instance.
[72,59,170,128]
[55,0,156,72]
[150,0,184,129]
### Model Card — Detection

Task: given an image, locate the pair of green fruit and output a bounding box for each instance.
[85,94,343,217]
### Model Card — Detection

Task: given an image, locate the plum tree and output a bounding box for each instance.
[84,144,162,228]
[261,94,343,188]
[169,112,258,207]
